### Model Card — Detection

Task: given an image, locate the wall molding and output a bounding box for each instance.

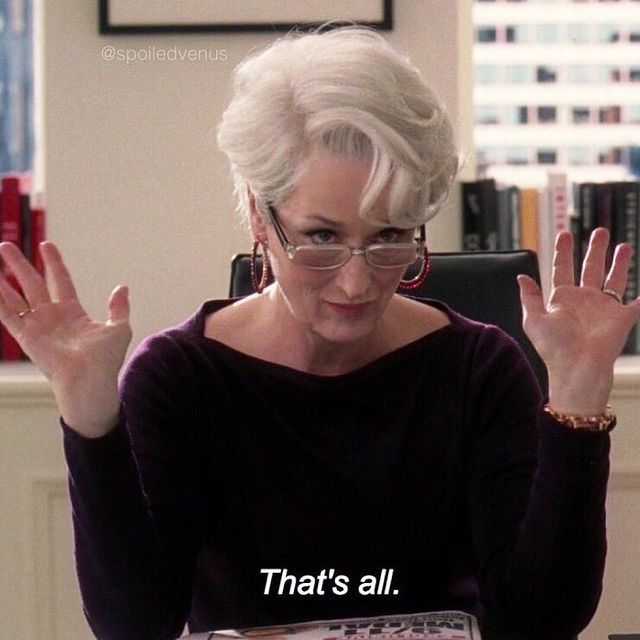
[30,477,70,640]
[0,363,53,407]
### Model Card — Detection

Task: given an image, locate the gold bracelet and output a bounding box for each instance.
[543,403,616,432]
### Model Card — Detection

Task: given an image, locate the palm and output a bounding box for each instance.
[518,228,640,412]
[0,241,131,435]
[528,285,634,366]
[14,299,130,384]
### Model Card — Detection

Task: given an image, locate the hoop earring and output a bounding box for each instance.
[397,246,430,292]
[251,241,271,294]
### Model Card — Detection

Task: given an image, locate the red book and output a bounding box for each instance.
[1,173,26,360]
[30,196,46,277]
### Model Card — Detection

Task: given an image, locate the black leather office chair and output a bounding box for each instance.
[229,250,548,394]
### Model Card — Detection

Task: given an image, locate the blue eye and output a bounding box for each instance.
[375,228,403,243]
[306,229,337,245]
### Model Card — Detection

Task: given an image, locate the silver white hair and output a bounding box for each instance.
[217,25,460,228]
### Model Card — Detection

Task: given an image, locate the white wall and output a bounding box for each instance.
[42,0,473,351]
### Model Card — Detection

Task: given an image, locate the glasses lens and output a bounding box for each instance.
[292,246,350,269]
[367,245,420,267]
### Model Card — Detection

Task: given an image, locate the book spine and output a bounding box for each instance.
[595,182,614,269]
[509,186,521,250]
[548,172,570,239]
[578,182,597,267]
[612,181,640,353]
[0,174,25,361]
[461,181,483,251]
[537,186,551,300]
[519,188,539,253]
[30,202,46,277]
[497,188,511,250]
[461,179,498,251]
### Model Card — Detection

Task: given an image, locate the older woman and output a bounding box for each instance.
[0,26,637,640]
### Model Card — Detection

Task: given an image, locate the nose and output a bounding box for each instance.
[333,253,373,300]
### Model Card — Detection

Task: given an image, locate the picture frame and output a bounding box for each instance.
[99,1,393,35]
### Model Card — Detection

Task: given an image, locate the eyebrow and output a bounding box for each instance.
[303,215,344,228]
[302,214,399,230]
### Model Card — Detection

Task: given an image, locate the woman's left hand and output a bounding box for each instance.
[518,227,640,414]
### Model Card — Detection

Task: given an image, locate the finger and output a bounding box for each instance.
[0,276,28,335]
[626,297,640,322]
[602,242,632,300]
[0,274,27,312]
[552,231,575,289]
[517,274,546,324]
[39,242,79,302]
[107,285,130,325]
[0,241,51,307]
[580,227,609,289]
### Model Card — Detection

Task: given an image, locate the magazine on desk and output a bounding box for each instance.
[183,610,482,640]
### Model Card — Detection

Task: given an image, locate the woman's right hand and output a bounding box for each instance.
[0,241,132,438]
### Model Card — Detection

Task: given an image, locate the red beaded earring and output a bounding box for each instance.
[251,241,271,294]
[397,245,430,292]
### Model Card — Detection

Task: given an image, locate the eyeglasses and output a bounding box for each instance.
[265,204,426,270]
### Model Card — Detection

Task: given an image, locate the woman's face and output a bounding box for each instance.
[253,152,414,344]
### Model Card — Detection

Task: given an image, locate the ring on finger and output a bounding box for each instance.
[602,288,624,304]
[18,307,35,318]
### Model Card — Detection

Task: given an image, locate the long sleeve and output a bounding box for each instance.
[466,326,609,640]
[62,334,203,640]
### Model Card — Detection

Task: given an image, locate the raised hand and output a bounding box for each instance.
[517,228,640,415]
[0,241,132,437]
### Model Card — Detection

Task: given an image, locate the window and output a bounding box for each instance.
[476,26,497,42]
[512,25,534,42]
[505,106,529,124]
[477,147,502,165]
[537,24,560,42]
[597,24,621,42]
[537,149,558,164]
[568,147,592,165]
[0,1,34,173]
[505,64,530,83]
[627,105,640,123]
[473,0,640,182]
[592,65,621,82]
[599,147,622,163]
[599,106,621,123]
[567,65,591,83]
[572,107,591,123]
[567,23,590,43]
[506,147,530,165]
[476,105,501,124]
[537,106,557,123]
[475,64,500,84]
[537,66,558,82]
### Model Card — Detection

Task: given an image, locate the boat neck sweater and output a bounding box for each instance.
[61,296,610,640]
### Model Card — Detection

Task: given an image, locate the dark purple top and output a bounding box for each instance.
[61,297,610,640]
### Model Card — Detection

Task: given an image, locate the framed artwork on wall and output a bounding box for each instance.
[99,0,393,34]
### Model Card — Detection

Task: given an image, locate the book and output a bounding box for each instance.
[519,188,539,254]
[611,181,640,353]
[461,179,498,251]
[496,185,520,250]
[0,173,25,360]
[182,611,482,640]
[29,195,46,276]
[0,174,45,360]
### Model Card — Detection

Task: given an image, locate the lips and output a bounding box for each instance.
[326,301,373,317]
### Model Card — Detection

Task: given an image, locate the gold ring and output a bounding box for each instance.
[602,288,623,304]
[18,307,35,318]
